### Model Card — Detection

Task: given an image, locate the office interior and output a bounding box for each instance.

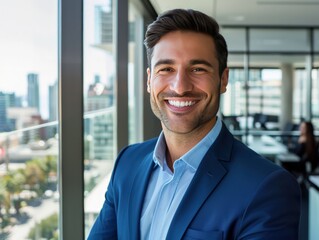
[0,0,318,239]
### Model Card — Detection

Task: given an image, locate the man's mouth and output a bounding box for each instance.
[167,100,196,108]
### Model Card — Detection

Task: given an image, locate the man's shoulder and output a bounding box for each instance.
[111,138,158,181]
[125,137,158,153]
[116,137,158,163]
[230,137,286,177]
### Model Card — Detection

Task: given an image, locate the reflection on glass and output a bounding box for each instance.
[83,0,116,237]
[0,0,59,239]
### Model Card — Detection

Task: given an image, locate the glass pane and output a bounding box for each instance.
[312,55,319,128]
[83,0,116,237]
[128,3,144,144]
[0,0,59,239]
[220,54,246,131]
[246,54,309,129]
[250,29,311,52]
[247,67,281,130]
[314,29,319,52]
[292,55,310,122]
[222,28,246,52]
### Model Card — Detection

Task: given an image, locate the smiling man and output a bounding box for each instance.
[88,9,301,240]
[146,30,228,171]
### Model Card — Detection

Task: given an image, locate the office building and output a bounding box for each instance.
[86,75,113,160]
[0,92,20,132]
[27,73,40,113]
[0,92,8,132]
[95,4,113,45]
[48,81,58,122]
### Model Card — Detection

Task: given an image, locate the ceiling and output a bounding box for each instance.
[148,0,319,67]
[149,0,319,27]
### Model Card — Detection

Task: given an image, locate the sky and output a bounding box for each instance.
[0,0,113,119]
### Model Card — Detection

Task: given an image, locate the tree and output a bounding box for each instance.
[24,159,46,194]
[28,213,58,240]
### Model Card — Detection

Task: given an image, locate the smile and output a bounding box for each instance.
[168,100,196,108]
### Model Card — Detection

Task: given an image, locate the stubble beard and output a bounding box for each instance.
[149,93,220,135]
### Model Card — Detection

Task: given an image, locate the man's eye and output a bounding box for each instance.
[160,68,172,72]
[159,68,173,72]
[193,68,205,72]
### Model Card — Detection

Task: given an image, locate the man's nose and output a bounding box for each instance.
[170,70,193,95]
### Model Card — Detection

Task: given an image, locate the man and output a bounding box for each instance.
[88,9,301,240]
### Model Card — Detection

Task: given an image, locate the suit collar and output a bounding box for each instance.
[167,123,234,239]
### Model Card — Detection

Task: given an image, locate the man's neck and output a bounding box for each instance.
[163,118,217,171]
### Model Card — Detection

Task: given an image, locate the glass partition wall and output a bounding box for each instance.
[313,56,319,127]
[220,27,319,158]
[312,28,319,127]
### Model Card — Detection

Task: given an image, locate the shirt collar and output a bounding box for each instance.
[153,118,222,171]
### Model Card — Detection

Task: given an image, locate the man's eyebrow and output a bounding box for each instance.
[190,59,214,68]
[153,59,175,68]
[153,59,214,69]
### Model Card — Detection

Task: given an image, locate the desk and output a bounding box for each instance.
[275,152,300,162]
[308,176,319,240]
[244,135,288,158]
[275,152,300,167]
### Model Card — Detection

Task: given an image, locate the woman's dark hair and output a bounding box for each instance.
[144,9,228,77]
[302,121,317,170]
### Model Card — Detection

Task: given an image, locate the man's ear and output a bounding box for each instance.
[220,68,229,94]
[147,68,151,93]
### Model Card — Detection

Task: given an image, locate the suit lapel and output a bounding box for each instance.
[128,152,155,239]
[167,124,233,239]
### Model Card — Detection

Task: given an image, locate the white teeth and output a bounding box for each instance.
[168,100,195,107]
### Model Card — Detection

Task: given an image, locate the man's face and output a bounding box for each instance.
[147,31,228,135]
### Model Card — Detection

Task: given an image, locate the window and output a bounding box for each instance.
[83,0,116,237]
[0,1,59,239]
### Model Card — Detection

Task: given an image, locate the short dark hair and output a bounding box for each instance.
[144,9,228,77]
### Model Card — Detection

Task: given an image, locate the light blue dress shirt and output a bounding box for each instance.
[140,118,222,240]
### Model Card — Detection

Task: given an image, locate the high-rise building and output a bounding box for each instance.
[86,75,113,160]
[0,92,8,132]
[94,4,112,45]
[87,75,113,110]
[0,92,19,132]
[27,73,40,113]
[49,80,58,121]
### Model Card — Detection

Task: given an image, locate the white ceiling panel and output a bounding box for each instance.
[149,0,319,26]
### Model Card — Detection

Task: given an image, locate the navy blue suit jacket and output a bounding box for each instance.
[88,124,301,240]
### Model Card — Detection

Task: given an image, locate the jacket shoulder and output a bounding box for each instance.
[119,137,158,159]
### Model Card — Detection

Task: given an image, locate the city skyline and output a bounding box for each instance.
[0,0,115,121]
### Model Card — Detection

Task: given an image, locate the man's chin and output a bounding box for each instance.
[163,123,197,135]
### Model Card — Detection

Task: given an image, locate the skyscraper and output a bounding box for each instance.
[48,80,58,121]
[86,75,113,160]
[94,4,112,45]
[27,73,40,113]
[0,92,8,132]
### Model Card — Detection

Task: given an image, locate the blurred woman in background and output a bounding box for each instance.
[294,121,318,172]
